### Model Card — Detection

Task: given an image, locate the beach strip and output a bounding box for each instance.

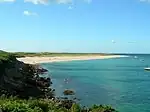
[17,55,127,64]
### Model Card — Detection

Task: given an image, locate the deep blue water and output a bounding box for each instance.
[41,54,150,112]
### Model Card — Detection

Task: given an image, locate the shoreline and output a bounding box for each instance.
[17,55,128,64]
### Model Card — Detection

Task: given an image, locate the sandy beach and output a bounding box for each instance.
[17,55,126,64]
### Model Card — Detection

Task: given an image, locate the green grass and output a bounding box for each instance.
[0,95,117,112]
[12,52,113,58]
[0,50,114,58]
[0,51,16,63]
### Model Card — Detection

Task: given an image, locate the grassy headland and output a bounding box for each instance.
[12,52,113,57]
[0,50,118,112]
[14,52,122,64]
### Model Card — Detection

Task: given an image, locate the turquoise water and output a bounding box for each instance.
[41,55,150,112]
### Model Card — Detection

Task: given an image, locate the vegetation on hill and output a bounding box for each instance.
[0,50,118,112]
[0,51,16,61]
[12,52,113,58]
[0,95,117,112]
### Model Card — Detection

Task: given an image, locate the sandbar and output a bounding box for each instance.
[17,55,127,64]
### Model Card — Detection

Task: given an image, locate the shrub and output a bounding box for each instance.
[0,96,117,112]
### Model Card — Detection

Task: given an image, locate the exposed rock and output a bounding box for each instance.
[5,68,23,79]
[34,64,48,74]
[0,57,54,99]
[36,77,51,88]
[63,89,75,95]
[37,67,48,74]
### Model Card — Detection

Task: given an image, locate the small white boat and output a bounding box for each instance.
[144,67,150,71]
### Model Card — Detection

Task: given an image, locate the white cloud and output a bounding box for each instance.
[24,0,49,5]
[23,11,38,16]
[0,0,15,2]
[24,0,92,5]
[56,0,72,4]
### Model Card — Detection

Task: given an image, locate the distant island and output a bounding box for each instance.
[0,50,117,112]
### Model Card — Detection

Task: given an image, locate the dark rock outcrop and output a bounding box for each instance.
[37,67,48,74]
[33,64,48,74]
[0,57,53,99]
[63,89,75,95]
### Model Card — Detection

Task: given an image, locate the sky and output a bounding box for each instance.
[0,0,150,53]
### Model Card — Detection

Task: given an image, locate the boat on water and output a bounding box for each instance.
[144,67,150,71]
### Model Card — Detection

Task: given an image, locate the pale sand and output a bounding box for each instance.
[17,55,127,64]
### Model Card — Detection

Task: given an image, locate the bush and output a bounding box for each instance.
[0,96,117,112]
[71,104,81,112]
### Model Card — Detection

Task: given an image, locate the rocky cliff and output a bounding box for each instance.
[0,52,54,99]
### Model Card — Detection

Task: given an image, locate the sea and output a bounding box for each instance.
[41,54,150,112]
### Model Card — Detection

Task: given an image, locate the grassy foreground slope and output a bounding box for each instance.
[0,51,118,112]
[0,96,117,112]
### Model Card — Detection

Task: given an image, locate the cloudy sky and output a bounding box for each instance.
[0,0,150,53]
